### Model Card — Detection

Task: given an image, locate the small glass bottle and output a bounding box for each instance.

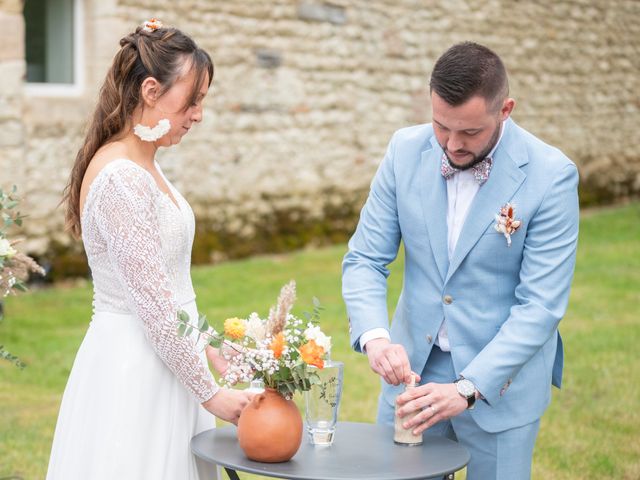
[394,379,423,446]
[245,379,265,393]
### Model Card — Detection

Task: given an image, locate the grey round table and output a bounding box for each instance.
[191,421,470,480]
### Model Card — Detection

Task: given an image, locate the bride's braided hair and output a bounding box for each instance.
[63,23,213,237]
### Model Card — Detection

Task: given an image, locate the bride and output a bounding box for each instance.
[47,20,253,479]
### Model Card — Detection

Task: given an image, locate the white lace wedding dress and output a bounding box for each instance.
[47,159,218,479]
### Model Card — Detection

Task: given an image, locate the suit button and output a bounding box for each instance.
[443,295,453,305]
[426,335,433,344]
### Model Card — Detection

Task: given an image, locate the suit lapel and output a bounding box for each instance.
[420,138,449,282]
[445,119,528,283]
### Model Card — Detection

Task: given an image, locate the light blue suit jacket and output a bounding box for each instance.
[342,118,579,433]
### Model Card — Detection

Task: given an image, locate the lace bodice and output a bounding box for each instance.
[81,159,217,402]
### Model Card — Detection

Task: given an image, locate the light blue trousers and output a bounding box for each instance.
[377,346,540,480]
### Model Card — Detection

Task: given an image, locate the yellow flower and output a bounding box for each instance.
[224,317,246,339]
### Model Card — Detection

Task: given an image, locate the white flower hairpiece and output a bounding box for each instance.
[133,119,171,142]
[494,203,522,247]
[142,18,163,32]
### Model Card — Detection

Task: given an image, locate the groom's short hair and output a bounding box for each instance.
[430,41,509,112]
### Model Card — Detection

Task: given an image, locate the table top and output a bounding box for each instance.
[191,421,470,480]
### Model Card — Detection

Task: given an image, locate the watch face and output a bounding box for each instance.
[456,379,475,397]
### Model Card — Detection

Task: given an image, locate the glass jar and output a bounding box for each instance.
[394,379,423,446]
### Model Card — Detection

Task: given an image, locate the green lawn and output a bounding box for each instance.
[1,203,639,479]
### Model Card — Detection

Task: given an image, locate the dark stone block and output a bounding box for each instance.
[255,48,283,69]
[297,2,347,25]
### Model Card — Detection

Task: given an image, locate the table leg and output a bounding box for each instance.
[224,467,241,480]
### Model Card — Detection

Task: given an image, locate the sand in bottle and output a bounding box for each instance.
[394,379,423,446]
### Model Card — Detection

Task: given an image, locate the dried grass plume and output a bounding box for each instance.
[267,280,297,336]
[1,251,46,296]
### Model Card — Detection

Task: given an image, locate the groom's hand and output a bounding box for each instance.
[395,382,467,434]
[364,338,414,386]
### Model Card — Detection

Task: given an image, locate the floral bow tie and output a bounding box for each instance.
[440,154,493,185]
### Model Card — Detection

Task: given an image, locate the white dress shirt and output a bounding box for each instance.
[360,122,505,353]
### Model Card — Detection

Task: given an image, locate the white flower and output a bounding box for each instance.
[304,325,332,352]
[0,238,17,258]
[245,313,267,342]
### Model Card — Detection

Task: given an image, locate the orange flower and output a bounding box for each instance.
[224,317,246,339]
[269,332,285,359]
[299,340,325,369]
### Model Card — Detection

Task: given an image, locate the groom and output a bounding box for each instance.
[342,42,579,479]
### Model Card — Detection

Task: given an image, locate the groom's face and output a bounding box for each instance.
[431,92,514,169]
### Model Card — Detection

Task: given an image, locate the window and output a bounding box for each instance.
[24,0,83,95]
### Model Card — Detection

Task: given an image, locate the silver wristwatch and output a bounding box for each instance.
[454,377,476,410]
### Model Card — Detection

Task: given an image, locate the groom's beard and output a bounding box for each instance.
[442,121,502,170]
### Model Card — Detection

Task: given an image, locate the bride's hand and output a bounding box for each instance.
[202,388,255,425]
[206,342,250,382]
[205,345,229,376]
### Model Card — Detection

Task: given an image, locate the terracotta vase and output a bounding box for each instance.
[237,388,303,463]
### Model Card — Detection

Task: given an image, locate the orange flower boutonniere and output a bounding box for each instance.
[494,203,522,247]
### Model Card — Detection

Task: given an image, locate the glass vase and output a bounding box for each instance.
[304,359,344,446]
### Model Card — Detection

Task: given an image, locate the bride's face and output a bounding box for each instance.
[138,64,210,147]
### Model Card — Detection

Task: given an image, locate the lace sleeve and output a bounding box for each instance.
[93,164,218,403]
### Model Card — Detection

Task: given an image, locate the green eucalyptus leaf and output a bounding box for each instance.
[273,366,290,382]
[0,345,26,369]
[177,323,187,336]
[198,314,209,331]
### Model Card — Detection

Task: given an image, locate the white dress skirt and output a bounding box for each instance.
[46,301,216,479]
[47,160,219,479]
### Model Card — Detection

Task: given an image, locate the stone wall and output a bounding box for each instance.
[1,0,639,275]
[0,0,26,212]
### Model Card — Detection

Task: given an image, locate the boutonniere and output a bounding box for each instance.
[494,203,522,247]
